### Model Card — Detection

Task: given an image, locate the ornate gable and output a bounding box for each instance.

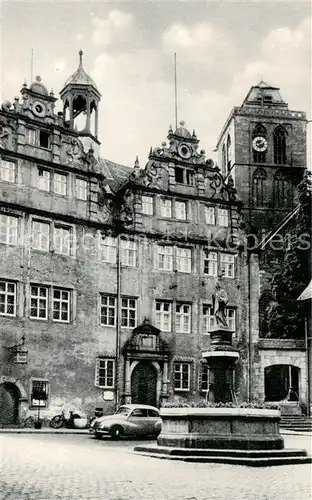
[123,318,169,356]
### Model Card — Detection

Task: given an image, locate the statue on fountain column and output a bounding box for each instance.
[212,281,229,328]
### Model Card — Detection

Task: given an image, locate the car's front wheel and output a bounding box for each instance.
[110,425,123,440]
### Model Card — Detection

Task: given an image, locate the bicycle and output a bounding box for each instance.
[49,410,81,429]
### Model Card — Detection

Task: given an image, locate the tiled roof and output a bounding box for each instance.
[99,158,133,193]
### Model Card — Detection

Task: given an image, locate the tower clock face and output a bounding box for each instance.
[32,100,47,118]
[178,143,192,159]
[252,136,268,152]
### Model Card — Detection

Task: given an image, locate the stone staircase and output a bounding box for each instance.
[280,416,312,432]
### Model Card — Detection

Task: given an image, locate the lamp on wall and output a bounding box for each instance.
[5,335,28,364]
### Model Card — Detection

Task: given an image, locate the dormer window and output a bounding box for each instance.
[39,130,50,149]
[174,167,195,186]
[27,128,37,145]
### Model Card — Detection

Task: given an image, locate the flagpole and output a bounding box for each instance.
[174,52,178,129]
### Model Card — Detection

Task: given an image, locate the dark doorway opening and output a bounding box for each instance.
[131,362,157,407]
[0,382,20,427]
[264,364,300,402]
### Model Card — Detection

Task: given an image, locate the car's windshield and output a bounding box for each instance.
[115,406,130,416]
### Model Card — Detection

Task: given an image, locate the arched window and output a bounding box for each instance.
[273,126,287,164]
[226,135,231,173]
[274,170,293,208]
[252,124,267,164]
[252,168,267,206]
[222,143,226,174]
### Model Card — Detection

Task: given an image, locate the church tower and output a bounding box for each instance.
[60,50,101,156]
[215,81,307,237]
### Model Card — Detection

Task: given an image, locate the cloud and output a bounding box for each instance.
[91,10,136,46]
[89,15,310,168]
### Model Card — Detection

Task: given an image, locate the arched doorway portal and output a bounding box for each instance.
[131,362,157,407]
[264,364,300,402]
[0,382,20,426]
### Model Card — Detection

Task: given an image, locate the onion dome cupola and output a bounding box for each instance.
[60,50,101,141]
[242,80,287,108]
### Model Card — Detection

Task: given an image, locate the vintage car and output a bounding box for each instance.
[89,404,162,439]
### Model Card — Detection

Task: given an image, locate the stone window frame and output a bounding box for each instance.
[0,213,19,246]
[95,357,115,389]
[0,279,17,317]
[75,176,88,201]
[0,157,17,184]
[142,195,154,215]
[29,284,73,323]
[175,302,192,334]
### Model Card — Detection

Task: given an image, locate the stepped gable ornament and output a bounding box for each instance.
[0,115,17,150]
[118,188,135,226]
[60,134,84,166]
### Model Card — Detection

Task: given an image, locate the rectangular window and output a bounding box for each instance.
[101,235,117,263]
[0,214,18,245]
[226,308,236,333]
[95,358,115,388]
[142,195,153,215]
[30,285,48,320]
[53,288,70,323]
[186,170,194,186]
[54,226,71,256]
[205,206,215,225]
[0,159,16,183]
[218,208,229,227]
[31,380,49,408]
[175,167,184,183]
[157,245,173,271]
[39,130,50,149]
[221,253,235,278]
[203,305,215,334]
[100,295,116,326]
[32,221,50,252]
[0,280,16,316]
[174,362,190,391]
[76,178,88,200]
[160,199,172,218]
[203,251,217,276]
[176,303,191,333]
[37,168,51,192]
[155,301,172,332]
[27,128,37,145]
[121,297,137,328]
[121,240,137,267]
[201,364,209,392]
[175,201,186,220]
[176,247,192,273]
[53,173,67,195]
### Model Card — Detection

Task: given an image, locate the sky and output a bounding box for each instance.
[1,1,311,168]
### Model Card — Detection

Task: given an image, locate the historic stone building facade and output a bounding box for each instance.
[0,55,308,424]
[216,81,309,413]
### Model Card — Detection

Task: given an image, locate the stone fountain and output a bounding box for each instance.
[134,280,311,466]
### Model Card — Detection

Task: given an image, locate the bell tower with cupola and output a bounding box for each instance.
[60,50,101,156]
[215,80,307,236]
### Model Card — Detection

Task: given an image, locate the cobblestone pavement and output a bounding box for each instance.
[1,433,311,500]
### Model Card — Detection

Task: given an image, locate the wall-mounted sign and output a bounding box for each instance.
[102,391,114,401]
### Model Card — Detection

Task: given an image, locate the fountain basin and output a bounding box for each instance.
[157,407,284,450]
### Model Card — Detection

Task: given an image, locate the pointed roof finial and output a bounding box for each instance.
[134,155,140,169]
[79,50,83,69]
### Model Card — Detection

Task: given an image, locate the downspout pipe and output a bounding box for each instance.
[115,233,122,411]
